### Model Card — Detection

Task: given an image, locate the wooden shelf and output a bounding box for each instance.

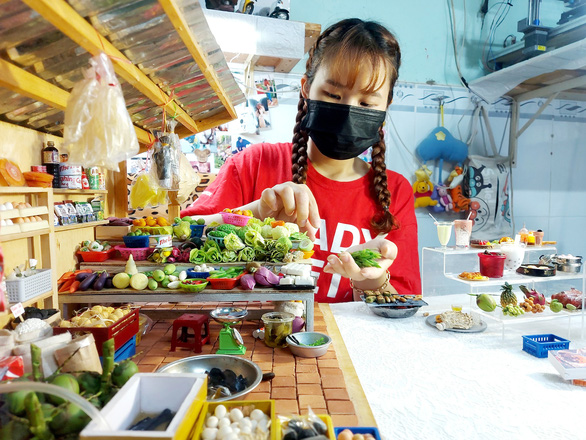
[0,187,51,194]
[0,228,51,242]
[55,220,109,232]
[21,290,54,308]
[53,189,108,195]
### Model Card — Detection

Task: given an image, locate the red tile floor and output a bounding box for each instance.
[134,301,368,427]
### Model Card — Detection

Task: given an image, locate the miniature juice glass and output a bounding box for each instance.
[454,219,473,248]
[500,242,526,271]
[436,222,453,249]
[261,312,294,348]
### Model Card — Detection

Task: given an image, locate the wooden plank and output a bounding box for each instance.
[0,59,152,145]
[304,22,321,54]
[114,160,128,219]
[158,0,237,120]
[0,187,50,195]
[22,0,202,136]
[0,228,51,243]
[53,189,108,195]
[54,220,109,232]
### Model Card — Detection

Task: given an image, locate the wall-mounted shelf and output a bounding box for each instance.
[55,220,109,232]
[53,189,108,195]
[0,187,51,195]
[0,228,51,243]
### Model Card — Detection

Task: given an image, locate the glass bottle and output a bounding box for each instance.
[42,141,60,188]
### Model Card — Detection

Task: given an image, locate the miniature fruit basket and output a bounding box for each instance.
[77,248,115,262]
[522,334,570,358]
[220,211,252,227]
[179,279,208,293]
[115,245,152,261]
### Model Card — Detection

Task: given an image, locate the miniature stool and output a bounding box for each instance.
[170,314,210,352]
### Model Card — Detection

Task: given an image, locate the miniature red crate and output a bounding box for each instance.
[206,272,246,290]
[77,248,115,262]
[53,307,139,355]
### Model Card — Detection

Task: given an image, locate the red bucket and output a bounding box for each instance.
[478,252,506,278]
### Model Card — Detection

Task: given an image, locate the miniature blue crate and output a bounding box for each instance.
[522,334,570,358]
[100,335,136,364]
[190,224,205,239]
[334,427,382,440]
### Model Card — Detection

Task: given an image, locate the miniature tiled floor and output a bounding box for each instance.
[134,301,363,427]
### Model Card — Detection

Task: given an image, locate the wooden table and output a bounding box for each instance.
[58,288,316,331]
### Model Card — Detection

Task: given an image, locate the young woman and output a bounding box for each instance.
[182,19,421,303]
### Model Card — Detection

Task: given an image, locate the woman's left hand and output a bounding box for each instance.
[322,236,398,282]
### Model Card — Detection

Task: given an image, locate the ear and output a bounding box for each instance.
[300,75,309,99]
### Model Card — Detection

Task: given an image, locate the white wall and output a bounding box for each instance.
[234,79,586,260]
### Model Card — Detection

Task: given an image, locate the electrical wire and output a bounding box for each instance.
[483,1,513,71]
[387,113,426,169]
[447,0,467,88]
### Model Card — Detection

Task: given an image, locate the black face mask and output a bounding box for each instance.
[300,99,387,160]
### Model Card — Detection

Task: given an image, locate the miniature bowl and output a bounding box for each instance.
[179,279,208,293]
[285,332,332,358]
[367,306,420,319]
[157,354,262,402]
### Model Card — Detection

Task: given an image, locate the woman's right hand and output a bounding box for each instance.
[259,182,320,240]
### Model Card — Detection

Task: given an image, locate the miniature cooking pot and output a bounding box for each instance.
[553,255,582,265]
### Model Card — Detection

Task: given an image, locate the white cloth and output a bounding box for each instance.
[330,294,585,440]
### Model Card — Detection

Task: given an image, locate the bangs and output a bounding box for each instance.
[323,40,393,97]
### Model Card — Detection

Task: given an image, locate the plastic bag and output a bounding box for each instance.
[176,152,200,203]
[278,407,329,439]
[63,52,139,171]
[129,169,168,209]
[151,120,181,189]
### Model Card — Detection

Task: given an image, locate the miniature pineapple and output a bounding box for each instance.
[500,282,517,307]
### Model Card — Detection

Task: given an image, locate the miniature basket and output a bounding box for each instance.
[206,235,225,249]
[6,269,52,303]
[122,235,149,248]
[522,334,570,358]
[115,245,152,261]
[77,248,115,262]
[190,224,205,238]
[179,279,208,293]
[221,212,252,227]
[206,272,246,290]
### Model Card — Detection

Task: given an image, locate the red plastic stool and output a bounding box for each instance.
[170,314,211,352]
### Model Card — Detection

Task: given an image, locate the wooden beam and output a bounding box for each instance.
[0,58,153,145]
[22,0,202,136]
[158,0,237,121]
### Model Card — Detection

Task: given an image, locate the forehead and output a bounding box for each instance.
[316,55,391,96]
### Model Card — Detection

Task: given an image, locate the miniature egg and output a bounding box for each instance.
[25,202,32,208]
[229,408,243,422]
[0,205,5,211]
[240,426,252,435]
[35,216,42,221]
[6,219,13,225]
[201,427,218,440]
[337,429,353,440]
[0,220,5,226]
[250,409,264,421]
[5,202,13,210]
[218,417,231,429]
[214,405,227,419]
[216,425,232,439]
[223,434,238,440]
[250,419,258,431]
[15,217,24,224]
[206,416,219,429]
[23,217,30,223]
[239,418,252,430]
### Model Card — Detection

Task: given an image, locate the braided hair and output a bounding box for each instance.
[291,19,401,233]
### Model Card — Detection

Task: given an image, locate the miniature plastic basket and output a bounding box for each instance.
[6,269,52,303]
[206,235,225,249]
[76,248,115,262]
[190,224,205,239]
[206,272,246,290]
[115,245,152,261]
[179,279,208,293]
[186,269,211,279]
[220,212,252,227]
[522,334,570,358]
[122,235,149,248]
[334,427,382,440]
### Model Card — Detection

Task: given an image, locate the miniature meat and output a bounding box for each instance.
[552,288,583,309]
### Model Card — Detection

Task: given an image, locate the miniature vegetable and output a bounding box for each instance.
[224,233,245,251]
[349,249,381,268]
[112,272,131,289]
[130,273,149,290]
[254,266,281,286]
[173,221,191,241]
[124,254,138,275]
[240,274,257,290]
[272,225,290,239]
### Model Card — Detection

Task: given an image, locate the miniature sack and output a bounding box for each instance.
[63,52,139,171]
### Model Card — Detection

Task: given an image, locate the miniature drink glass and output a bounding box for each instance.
[500,242,526,271]
[436,222,453,249]
[454,219,473,248]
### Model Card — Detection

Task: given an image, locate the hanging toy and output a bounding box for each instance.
[447,165,464,187]
[413,165,437,209]
[436,185,454,212]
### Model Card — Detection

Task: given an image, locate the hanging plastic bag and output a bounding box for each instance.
[151,120,181,190]
[129,157,168,209]
[63,52,139,171]
[176,152,200,204]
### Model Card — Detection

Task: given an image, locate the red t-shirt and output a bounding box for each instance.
[182,143,421,302]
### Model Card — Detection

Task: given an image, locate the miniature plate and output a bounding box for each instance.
[425,314,487,333]
[458,273,489,281]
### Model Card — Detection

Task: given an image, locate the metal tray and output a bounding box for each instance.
[516,264,556,277]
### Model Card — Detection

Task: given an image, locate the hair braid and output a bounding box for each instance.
[291,96,308,184]
[370,127,398,233]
